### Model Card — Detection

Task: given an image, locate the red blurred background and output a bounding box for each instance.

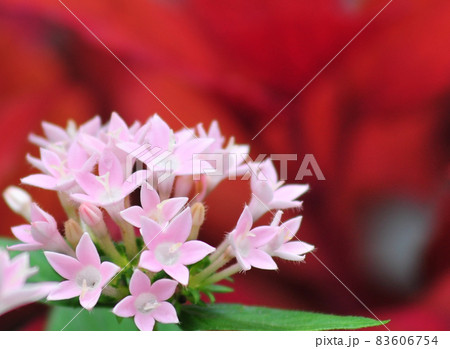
[0,0,449,330]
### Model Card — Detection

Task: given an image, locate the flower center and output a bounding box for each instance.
[154,242,182,266]
[237,238,251,257]
[75,266,101,291]
[134,292,159,314]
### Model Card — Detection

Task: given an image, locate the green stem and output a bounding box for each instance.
[208,239,229,264]
[189,253,231,287]
[113,215,138,259]
[202,263,242,285]
[98,235,128,267]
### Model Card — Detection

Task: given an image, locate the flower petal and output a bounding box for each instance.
[134,312,155,331]
[160,197,188,222]
[21,174,57,190]
[76,233,100,267]
[163,264,189,285]
[281,216,302,241]
[274,241,314,260]
[129,269,152,296]
[150,279,178,301]
[151,302,179,323]
[11,225,34,243]
[179,241,215,265]
[248,226,277,248]
[140,217,165,246]
[235,206,253,237]
[165,208,192,243]
[120,206,146,228]
[99,262,120,287]
[44,252,81,279]
[113,296,136,317]
[246,249,278,270]
[140,185,160,212]
[99,150,124,186]
[139,251,162,273]
[47,280,80,300]
[273,184,309,202]
[79,288,102,310]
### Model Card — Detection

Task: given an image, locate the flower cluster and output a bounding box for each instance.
[3,113,313,330]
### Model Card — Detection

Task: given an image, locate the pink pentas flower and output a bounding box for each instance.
[263,211,315,261]
[9,204,73,255]
[248,159,309,220]
[71,150,145,210]
[120,184,188,228]
[228,206,278,271]
[0,249,56,316]
[22,142,97,192]
[139,208,215,285]
[45,233,120,310]
[28,118,101,156]
[118,114,215,177]
[78,113,147,160]
[113,269,178,331]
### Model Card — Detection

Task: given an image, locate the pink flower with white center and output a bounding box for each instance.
[263,211,315,261]
[139,208,215,285]
[118,114,214,178]
[248,159,309,220]
[0,249,56,316]
[228,206,278,271]
[22,142,97,192]
[45,233,120,310]
[29,118,101,150]
[113,269,178,331]
[78,113,149,164]
[120,184,188,228]
[71,150,144,210]
[9,204,73,255]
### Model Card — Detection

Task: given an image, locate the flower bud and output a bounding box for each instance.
[79,203,103,226]
[188,202,205,240]
[191,202,205,227]
[3,186,32,221]
[79,202,108,238]
[64,219,83,248]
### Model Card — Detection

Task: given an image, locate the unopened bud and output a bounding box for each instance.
[79,203,103,226]
[65,219,83,248]
[3,186,32,221]
[191,202,205,227]
[188,203,205,240]
[79,202,108,237]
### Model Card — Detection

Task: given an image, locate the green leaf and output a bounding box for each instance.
[0,238,61,283]
[179,304,389,331]
[46,306,138,331]
[200,284,234,293]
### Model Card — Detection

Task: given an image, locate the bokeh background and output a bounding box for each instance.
[0,0,449,330]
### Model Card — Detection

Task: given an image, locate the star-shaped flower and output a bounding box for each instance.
[45,233,120,310]
[120,184,187,228]
[139,208,215,285]
[71,150,144,209]
[9,204,73,254]
[248,159,309,220]
[22,142,96,192]
[113,269,178,331]
[228,206,278,271]
[263,211,314,261]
